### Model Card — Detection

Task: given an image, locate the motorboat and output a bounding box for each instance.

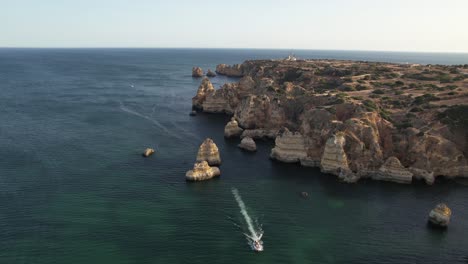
[251,240,264,252]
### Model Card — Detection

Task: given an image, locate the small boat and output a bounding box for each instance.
[251,240,264,252]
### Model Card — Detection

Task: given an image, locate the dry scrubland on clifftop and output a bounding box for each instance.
[193,59,468,184]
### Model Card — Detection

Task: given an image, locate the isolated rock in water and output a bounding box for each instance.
[185,161,221,181]
[196,138,222,165]
[224,117,244,138]
[428,203,452,227]
[320,133,349,174]
[270,128,307,163]
[192,67,204,77]
[206,69,217,77]
[372,157,413,184]
[238,137,257,152]
[215,64,244,77]
[192,77,215,110]
[142,148,155,157]
[301,192,309,198]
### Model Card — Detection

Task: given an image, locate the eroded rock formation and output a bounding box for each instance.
[192,67,203,78]
[185,161,221,181]
[320,134,349,174]
[372,157,413,184]
[270,128,307,163]
[192,59,468,184]
[196,138,221,166]
[216,64,244,77]
[206,69,217,77]
[192,77,215,110]
[428,203,452,227]
[224,117,243,138]
[238,137,257,152]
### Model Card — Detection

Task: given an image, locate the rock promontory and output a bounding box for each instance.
[192,59,468,184]
[196,138,221,166]
[185,161,221,181]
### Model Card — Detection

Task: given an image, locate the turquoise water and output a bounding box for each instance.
[0,49,467,263]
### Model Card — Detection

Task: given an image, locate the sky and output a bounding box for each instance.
[1,0,468,52]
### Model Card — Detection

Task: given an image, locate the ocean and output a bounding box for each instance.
[0,48,467,263]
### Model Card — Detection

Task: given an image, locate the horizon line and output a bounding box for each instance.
[1,47,468,54]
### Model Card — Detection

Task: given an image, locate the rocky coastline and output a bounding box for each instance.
[192,59,468,184]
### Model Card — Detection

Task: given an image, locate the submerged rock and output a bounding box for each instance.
[192,67,203,78]
[206,69,217,77]
[238,137,257,152]
[142,148,155,157]
[196,138,222,166]
[192,77,215,110]
[224,117,243,138]
[185,161,221,181]
[428,203,452,227]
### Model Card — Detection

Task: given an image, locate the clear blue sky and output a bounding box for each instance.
[1,0,467,52]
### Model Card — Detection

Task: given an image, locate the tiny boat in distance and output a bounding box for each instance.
[251,240,264,252]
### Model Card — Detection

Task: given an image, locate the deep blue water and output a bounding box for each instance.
[0,48,467,264]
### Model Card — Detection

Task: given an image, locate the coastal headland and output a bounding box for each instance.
[193,59,468,184]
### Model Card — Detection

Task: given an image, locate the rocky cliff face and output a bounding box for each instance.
[192,77,215,110]
[320,134,349,174]
[216,64,244,77]
[192,59,468,184]
[196,138,221,166]
[270,128,308,163]
[372,156,413,184]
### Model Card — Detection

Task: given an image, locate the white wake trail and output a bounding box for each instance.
[232,188,261,241]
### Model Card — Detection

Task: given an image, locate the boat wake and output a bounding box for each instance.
[231,188,264,252]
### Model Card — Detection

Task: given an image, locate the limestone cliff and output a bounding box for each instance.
[196,138,221,166]
[216,64,244,77]
[372,157,413,184]
[192,77,215,110]
[320,134,349,174]
[192,59,468,184]
[185,161,221,181]
[270,128,308,163]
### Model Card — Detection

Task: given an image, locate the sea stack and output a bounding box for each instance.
[238,137,257,152]
[192,77,215,110]
[142,148,155,157]
[196,138,221,166]
[185,161,221,181]
[192,67,204,78]
[428,203,452,228]
[224,117,244,138]
[206,69,217,77]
